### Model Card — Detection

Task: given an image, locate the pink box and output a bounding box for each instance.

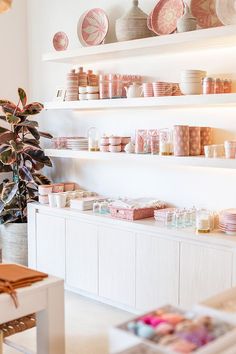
[109,205,165,221]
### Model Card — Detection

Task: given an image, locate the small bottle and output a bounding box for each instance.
[78,67,87,87]
[88,127,99,152]
[99,201,109,214]
[214,78,224,94]
[196,209,211,234]
[202,77,214,94]
[99,74,109,99]
[223,79,232,94]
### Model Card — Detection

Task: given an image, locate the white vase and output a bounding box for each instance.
[0,223,28,266]
[177,3,197,33]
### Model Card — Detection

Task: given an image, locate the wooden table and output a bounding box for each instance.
[0,276,65,354]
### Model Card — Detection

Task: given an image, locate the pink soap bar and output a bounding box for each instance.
[155,322,174,335]
[162,313,184,325]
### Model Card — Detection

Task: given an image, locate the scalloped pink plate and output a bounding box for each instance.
[151,0,184,35]
[77,8,109,47]
[53,32,69,51]
[190,0,222,28]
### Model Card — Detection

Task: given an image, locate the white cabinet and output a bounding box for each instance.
[66,219,98,294]
[136,233,179,311]
[98,226,136,308]
[36,213,65,278]
[180,243,232,308]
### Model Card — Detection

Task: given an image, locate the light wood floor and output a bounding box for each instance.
[3,291,131,354]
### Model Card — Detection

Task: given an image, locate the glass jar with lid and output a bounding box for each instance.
[196,209,211,234]
[108,74,123,99]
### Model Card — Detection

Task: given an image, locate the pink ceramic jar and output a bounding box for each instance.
[100,136,110,145]
[100,145,110,152]
[121,137,131,145]
[109,136,122,146]
[109,145,122,153]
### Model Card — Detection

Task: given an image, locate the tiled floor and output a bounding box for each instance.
[3,291,131,354]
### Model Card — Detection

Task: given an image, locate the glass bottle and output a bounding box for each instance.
[88,127,99,152]
[196,209,211,234]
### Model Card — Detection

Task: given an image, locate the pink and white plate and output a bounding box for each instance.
[219,209,236,235]
[151,0,184,35]
[77,8,109,47]
[190,0,222,28]
[53,32,69,51]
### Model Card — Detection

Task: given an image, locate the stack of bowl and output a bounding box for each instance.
[180,70,206,95]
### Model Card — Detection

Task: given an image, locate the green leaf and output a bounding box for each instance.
[18,88,27,107]
[18,120,39,128]
[23,138,40,147]
[0,146,16,165]
[27,127,40,140]
[39,131,53,139]
[0,115,6,121]
[0,127,9,134]
[1,182,18,204]
[0,102,21,115]
[19,166,33,182]
[6,114,21,125]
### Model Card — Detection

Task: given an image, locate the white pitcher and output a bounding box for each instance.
[125,83,143,98]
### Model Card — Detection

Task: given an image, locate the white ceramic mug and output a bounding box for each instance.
[55,193,67,208]
[48,193,57,208]
[204,145,214,158]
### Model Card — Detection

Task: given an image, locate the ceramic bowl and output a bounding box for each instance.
[38,185,53,196]
[100,137,110,145]
[109,145,122,153]
[39,195,49,205]
[79,86,87,94]
[100,145,110,152]
[79,93,87,100]
[87,93,99,100]
[87,86,99,93]
[121,137,131,145]
[180,82,202,95]
[109,136,121,146]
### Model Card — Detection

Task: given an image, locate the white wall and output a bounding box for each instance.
[27,0,236,210]
[0,0,28,183]
[0,0,28,101]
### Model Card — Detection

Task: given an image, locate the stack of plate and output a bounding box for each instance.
[66,137,88,151]
[219,209,236,236]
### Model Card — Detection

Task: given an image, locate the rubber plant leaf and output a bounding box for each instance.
[18,88,27,107]
[39,131,53,139]
[6,114,21,125]
[0,132,15,145]
[1,182,18,205]
[0,161,12,173]
[25,149,52,167]
[22,102,44,116]
[32,173,51,185]
[0,146,16,165]
[18,120,39,128]
[19,166,33,182]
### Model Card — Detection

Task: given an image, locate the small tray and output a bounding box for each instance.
[109,206,156,221]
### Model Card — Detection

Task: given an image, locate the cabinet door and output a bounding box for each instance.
[180,243,232,308]
[36,213,65,278]
[66,219,98,294]
[136,233,179,311]
[99,226,135,307]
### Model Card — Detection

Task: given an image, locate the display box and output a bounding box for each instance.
[109,305,236,354]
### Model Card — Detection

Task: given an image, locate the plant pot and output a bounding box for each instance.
[0,223,28,266]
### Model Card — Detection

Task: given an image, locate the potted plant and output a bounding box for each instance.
[0,88,52,265]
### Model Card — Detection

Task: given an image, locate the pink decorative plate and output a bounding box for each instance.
[77,8,109,47]
[151,0,184,35]
[53,32,69,51]
[190,0,222,28]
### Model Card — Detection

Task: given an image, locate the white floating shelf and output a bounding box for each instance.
[45,149,236,169]
[44,94,236,111]
[43,25,236,64]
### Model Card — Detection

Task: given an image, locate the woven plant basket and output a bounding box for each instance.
[0,223,28,266]
[116,0,152,42]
